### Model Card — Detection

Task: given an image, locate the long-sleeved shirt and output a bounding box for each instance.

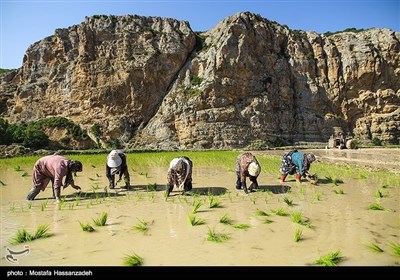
[167,157,192,190]
[235,152,259,184]
[106,152,128,182]
[32,155,71,191]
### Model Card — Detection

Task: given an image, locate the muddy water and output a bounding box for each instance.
[1,160,399,266]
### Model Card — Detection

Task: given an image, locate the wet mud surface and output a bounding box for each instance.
[1,148,399,266]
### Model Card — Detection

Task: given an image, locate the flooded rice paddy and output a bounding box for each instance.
[1,150,399,266]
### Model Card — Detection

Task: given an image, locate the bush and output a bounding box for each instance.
[23,125,49,149]
[372,137,382,146]
[0,118,12,144]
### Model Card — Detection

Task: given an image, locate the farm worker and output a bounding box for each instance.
[26,155,83,201]
[235,152,261,193]
[106,150,130,189]
[280,150,316,184]
[166,156,193,197]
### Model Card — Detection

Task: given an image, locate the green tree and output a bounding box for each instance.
[23,124,49,149]
[0,118,12,144]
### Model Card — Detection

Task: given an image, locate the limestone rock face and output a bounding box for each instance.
[1,12,399,149]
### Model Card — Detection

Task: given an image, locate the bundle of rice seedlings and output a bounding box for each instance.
[123,252,143,266]
[314,250,343,266]
[93,212,108,226]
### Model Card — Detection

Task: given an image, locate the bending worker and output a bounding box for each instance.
[280,149,317,184]
[106,150,130,189]
[166,156,193,197]
[235,152,261,193]
[26,155,82,201]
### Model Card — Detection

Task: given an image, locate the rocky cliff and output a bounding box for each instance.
[1,12,399,150]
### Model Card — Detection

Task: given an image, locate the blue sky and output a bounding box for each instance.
[1,0,399,69]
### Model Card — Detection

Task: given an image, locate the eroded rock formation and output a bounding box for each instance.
[1,12,399,150]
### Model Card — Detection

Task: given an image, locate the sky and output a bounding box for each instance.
[1,0,399,69]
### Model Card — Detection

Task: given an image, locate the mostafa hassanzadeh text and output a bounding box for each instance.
[24,270,93,276]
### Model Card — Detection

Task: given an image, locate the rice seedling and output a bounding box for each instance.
[271,208,288,216]
[375,190,383,198]
[91,164,96,168]
[10,225,51,245]
[148,192,156,203]
[40,200,48,211]
[358,174,367,179]
[227,192,233,203]
[381,184,391,189]
[334,189,345,195]
[192,200,202,214]
[10,203,16,212]
[219,214,233,225]
[367,203,386,211]
[123,252,143,266]
[283,197,293,206]
[294,227,303,242]
[232,223,250,230]
[208,196,221,208]
[57,199,65,210]
[27,201,33,209]
[135,192,143,202]
[21,172,28,177]
[10,229,33,245]
[366,242,384,253]
[14,165,22,172]
[388,243,400,257]
[33,225,51,240]
[93,212,108,226]
[263,219,274,224]
[132,218,151,234]
[91,184,100,191]
[249,195,257,205]
[314,250,343,266]
[74,195,81,206]
[0,180,6,186]
[206,227,230,243]
[255,209,269,217]
[291,212,304,224]
[325,176,343,186]
[188,214,205,226]
[79,221,95,232]
[68,203,74,210]
[147,183,157,192]
[313,192,322,201]
[95,173,101,178]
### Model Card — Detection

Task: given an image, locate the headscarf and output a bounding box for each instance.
[64,160,82,188]
[302,153,315,174]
